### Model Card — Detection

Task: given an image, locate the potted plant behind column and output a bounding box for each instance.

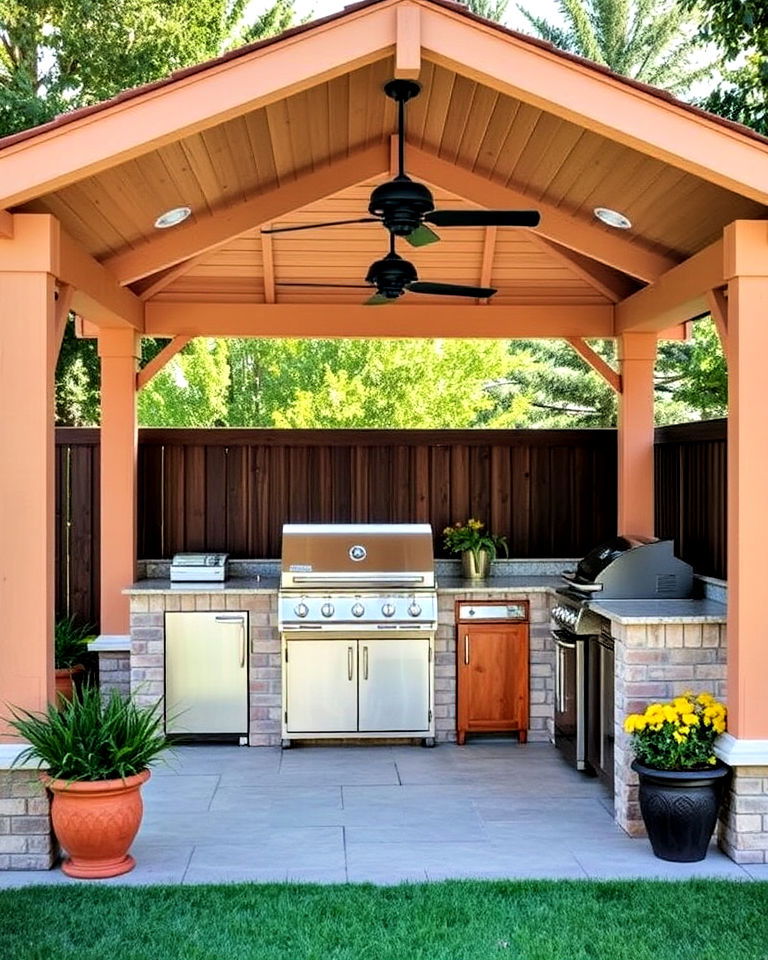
[443,518,508,579]
[54,616,94,703]
[9,684,169,878]
[625,692,730,862]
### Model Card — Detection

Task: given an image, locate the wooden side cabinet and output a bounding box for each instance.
[456,600,529,745]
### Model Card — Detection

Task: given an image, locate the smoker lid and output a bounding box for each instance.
[280,523,435,588]
[573,535,657,584]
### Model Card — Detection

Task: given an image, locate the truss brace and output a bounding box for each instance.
[565,337,622,393]
[136,336,192,391]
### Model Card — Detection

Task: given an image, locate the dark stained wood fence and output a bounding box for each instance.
[56,428,619,626]
[56,421,729,628]
[654,419,726,580]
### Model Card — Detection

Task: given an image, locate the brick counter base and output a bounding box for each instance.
[720,767,768,863]
[613,621,728,837]
[0,771,57,870]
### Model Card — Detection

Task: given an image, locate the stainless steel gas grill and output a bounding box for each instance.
[278,523,437,747]
[552,537,693,783]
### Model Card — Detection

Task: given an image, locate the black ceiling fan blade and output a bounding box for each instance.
[407,281,497,299]
[424,210,541,228]
[261,217,380,235]
[405,224,440,247]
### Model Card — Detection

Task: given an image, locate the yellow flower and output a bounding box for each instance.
[683,713,699,726]
[673,697,695,715]
[652,723,663,732]
[708,756,717,765]
[713,719,726,734]
[624,714,647,734]
[679,726,690,736]
[697,693,714,706]
[663,705,679,724]
[673,731,687,744]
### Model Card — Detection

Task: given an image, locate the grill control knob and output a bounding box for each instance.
[294,602,309,619]
[408,602,422,618]
[351,602,365,618]
[381,602,396,618]
[320,602,335,618]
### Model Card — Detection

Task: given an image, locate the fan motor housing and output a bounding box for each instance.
[368,177,434,236]
[366,252,418,298]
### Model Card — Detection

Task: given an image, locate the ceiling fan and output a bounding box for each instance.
[262,79,541,247]
[278,232,497,304]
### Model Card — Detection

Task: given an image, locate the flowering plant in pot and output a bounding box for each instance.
[10,684,170,878]
[443,518,508,579]
[624,692,729,862]
[54,616,95,703]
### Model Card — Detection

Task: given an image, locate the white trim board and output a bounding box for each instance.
[0,743,45,771]
[715,733,768,766]
[89,634,131,652]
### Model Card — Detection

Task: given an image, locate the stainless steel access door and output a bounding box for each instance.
[165,612,248,735]
[358,638,431,732]
[285,639,358,733]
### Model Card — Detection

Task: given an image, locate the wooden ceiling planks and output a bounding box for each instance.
[18,50,767,276]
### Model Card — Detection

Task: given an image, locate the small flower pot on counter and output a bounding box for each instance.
[461,549,490,580]
[632,759,731,862]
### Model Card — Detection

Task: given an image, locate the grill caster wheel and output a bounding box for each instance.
[422,737,436,748]
[281,739,292,750]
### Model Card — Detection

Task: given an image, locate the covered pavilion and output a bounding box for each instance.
[0,0,767,864]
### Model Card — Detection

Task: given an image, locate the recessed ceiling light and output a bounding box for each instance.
[154,206,191,229]
[594,207,632,230]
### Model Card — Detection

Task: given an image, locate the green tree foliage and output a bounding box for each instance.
[681,0,768,133]
[464,0,511,22]
[516,0,712,95]
[137,339,230,427]
[0,0,296,136]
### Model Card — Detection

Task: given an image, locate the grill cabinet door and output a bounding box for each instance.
[285,640,358,733]
[358,638,430,732]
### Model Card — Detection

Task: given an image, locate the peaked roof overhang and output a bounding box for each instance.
[0,0,766,337]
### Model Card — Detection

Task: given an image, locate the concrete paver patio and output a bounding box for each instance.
[0,742,763,886]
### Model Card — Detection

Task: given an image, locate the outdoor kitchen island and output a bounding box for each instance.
[103,559,727,842]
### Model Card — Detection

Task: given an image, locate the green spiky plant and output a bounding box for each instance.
[54,616,95,669]
[9,685,170,781]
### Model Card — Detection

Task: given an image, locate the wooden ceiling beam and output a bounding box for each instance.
[58,230,144,330]
[144,301,614,338]
[420,2,768,204]
[529,235,636,302]
[262,228,276,304]
[395,3,421,80]
[565,337,621,392]
[0,210,13,238]
[406,147,676,281]
[105,143,389,285]
[138,254,209,301]
[0,4,398,208]
[478,226,496,304]
[615,239,723,334]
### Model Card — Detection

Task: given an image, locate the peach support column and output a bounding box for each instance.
[0,229,58,735]
[723,221,768,741]
[98,329,140,636]
[616,333,657,537]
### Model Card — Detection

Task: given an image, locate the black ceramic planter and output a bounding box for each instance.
[632,760,731,862]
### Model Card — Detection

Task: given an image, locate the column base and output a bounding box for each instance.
[0,756,57,870]
[716,737,768,863]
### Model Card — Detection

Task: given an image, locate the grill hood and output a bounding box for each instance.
[280,523,435,589]
[561,537,693,599]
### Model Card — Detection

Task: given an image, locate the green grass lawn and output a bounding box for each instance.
[1,879,767,960]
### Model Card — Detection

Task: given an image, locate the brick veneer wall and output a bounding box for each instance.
[97,652,131,699]
[720,768,768,863]
[612,621,727,836]
[0,771,57,870]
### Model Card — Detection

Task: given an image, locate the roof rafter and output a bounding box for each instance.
[615,239,723,333]
[106,143,390,285]
[529,235,636,302]
[406,147,676,281]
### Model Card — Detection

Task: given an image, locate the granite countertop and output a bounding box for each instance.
[587,598,727,625]
[125,575,562,595]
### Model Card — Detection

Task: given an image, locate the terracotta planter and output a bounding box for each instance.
[461,549,490,580]
[44,770,150,878]
[54,664,85,704]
